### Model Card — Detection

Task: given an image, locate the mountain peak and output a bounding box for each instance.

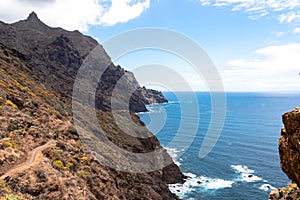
[27,11,39,21]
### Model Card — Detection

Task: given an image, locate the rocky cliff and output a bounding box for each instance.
[0,12,166,112]
[0,13,184,199]
[269,108,300,199]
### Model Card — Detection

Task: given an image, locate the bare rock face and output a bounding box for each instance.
[269,108,300,199]
[279,108,300,186]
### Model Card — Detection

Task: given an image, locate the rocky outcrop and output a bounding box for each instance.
[138,86,168,105]
[270,183,300,200]
[279,108,300,186]
[269,108,300,199]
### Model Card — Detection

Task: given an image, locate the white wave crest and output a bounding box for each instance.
[164,147,183,166]
[231,165,263,183]
[169,173,234,198]
[260,184,276,191]
[231,165,255,174]
[241,173,262,182]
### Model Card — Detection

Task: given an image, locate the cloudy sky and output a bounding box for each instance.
[0,0,300,92]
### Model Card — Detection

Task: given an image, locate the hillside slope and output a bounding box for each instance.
[0,13,183,200]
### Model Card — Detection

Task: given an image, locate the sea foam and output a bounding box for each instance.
[169,172,234,198]
[164,147,184,166]
[231,165,263,182]
[231,165,255,174]
[259,184,276,191]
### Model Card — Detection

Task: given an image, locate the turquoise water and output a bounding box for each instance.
[138,92,300,200]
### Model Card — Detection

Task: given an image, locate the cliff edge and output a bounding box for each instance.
[269,108,300,199]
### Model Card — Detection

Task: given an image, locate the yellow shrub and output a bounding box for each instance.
[80,157,88,163]
[77,170,91,177]
[14,80,35,96]
[65,162,73,169]
[6,100,18,109]
[0,179,11,193]
[20,86,34,96]
[5,194,21,200]
[40,90,50,98]
[53,110,61,118]
[36,118,43,123]
[3,142,13,148]
[0,80,6,88]
[53,160,73,170]
[53,160,64,169]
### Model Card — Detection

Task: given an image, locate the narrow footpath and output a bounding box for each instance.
[0,140,55,180]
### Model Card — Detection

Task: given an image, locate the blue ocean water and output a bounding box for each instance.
[138,92,300,200]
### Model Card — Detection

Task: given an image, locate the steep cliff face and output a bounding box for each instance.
[269,108,300,199]
[279,108,300,186]
[0,13,185,199]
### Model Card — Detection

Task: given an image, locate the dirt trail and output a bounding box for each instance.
[0,140,55,180]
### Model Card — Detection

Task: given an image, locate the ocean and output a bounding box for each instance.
[138,92,300,200]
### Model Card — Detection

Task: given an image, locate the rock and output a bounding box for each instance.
[270,108,300,199]
[137,86,168,105]
[269,183,300,200]
[279,108,300,186]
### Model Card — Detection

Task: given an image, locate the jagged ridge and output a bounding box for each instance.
[0,11,167,113]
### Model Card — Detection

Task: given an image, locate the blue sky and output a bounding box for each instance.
[1,0,300,92]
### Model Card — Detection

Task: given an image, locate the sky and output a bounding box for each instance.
[0,0,300,92]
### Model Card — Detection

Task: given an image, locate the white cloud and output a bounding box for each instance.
[221,43,300,91]
[200,0,300,23]
[274,31,288,36]
[0,0,150,31]
[100,0,150,26]
[294,27,300,33]
[279,11,300,23]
